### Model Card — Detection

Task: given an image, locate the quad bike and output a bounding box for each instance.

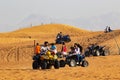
[59,54,89,67]
[56,35,71,44]
[85,45,109,57]
[32,51,60,69]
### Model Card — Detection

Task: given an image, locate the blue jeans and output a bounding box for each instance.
[76,54,83,62]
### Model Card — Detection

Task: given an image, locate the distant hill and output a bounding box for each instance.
[0,24,89,38]
[17,12,120,31]
[15,24,88,33]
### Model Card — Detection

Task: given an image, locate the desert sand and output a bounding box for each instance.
[0,24,120,80]
[0,56,120,80]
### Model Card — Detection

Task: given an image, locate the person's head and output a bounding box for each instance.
[44,41,49,46]
[77,43,81,47]
[74,43,78,47]
[60,32,62,34]
[36,43,39,46]
[51,43,55,46]
[62,42,65,45]
[70,46,75,51]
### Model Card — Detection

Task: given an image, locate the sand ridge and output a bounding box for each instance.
[0,24,120,80]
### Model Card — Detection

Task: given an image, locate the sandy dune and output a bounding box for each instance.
[0,55,120,80]
[0,24,120,80]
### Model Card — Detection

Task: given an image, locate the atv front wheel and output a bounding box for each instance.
[69,59,77,67]
[41,61,47,69]
[95,50,100,56]
[54,60,60,69]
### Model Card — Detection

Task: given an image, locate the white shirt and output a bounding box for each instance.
[41,46,49,54]
[75,47,81,54]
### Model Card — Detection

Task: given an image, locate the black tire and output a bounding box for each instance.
[60,60,66,67]
[54,60,60,69]
[103,50,109,56]
[69,59,77,67]
[47,64,52,69]
[81,60,89,67]
[94,50,100,56]
[41,61,47,69]
[32,61,39,69]
[85,51,90,57]
[66,39,71,42]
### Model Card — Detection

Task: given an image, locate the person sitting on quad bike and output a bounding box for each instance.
[77,43,83,53]
[56,32,71,44]
[74,43,82,63]
[69,47,76,54]
[63,44,88,67]
[32,44,60,70]
[61,42,67,57]
[50,43,57,54]
[41,41,50,55]
[56,32,63,40]
[68,43,82,62]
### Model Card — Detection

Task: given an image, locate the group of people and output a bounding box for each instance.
[105,26,112,33]
[35,41,57,56]
[35,41,83,61]
[35,41,67,56]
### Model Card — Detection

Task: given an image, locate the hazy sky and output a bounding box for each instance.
[0,0,120,32]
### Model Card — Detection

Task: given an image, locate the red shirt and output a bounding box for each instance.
[61,45,67,52]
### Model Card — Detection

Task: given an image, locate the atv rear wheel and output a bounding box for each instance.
[103,50,109,56]
[81,60,89,67]
[32,61,39,69]
[60,60,66,67]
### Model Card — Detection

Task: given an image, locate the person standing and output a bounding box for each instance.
[108,26,112,32]
[61,42,67,57]
[35,43,41,55]
[105,26,108,33]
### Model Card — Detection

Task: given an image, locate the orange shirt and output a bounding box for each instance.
[35,45,41,54]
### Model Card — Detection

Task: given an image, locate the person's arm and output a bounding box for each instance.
[47,47,50,51]
[41,46,45,52]
[55,46,57,49]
